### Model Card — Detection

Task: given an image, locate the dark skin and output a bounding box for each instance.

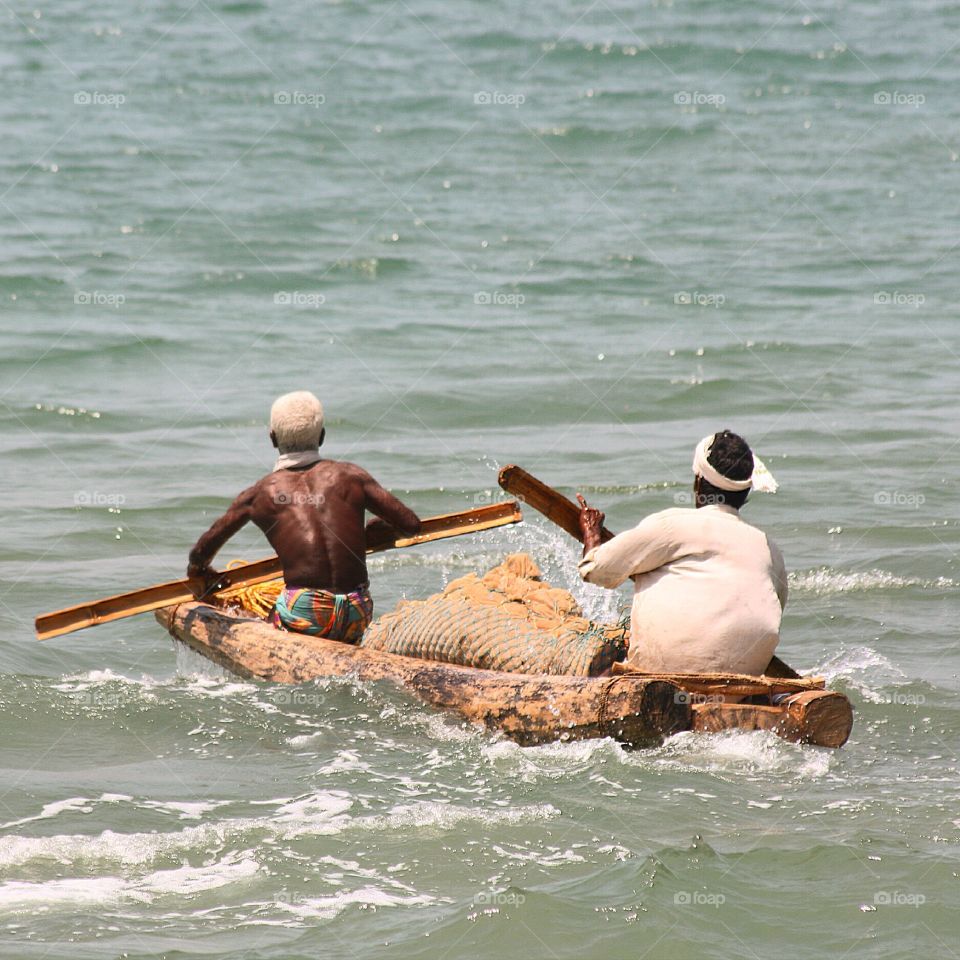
[187,428,420,593]
[576,478,713,555]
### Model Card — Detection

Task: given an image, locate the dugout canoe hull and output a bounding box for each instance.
[156,603,852,748]
[156,602,689,747]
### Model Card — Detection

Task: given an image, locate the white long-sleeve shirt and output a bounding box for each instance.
[578,504,787,675]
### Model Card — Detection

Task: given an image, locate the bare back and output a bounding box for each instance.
[187,459,420,593]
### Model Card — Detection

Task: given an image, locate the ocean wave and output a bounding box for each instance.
[789,568,955,594]
[812,645,909,702]
[0,792,557,871]
[646,728,833,780]
[0,854,261,910]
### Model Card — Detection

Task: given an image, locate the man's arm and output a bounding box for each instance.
[576,495,681,589]
[186,485,257,579]
[361,472,420,536]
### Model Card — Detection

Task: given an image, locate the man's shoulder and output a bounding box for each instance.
[634,506,689,527]
[616,506,686,538]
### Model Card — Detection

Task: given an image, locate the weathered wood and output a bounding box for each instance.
[690,690,853,748]
[764,655,801,679]
[36,501,522,641]
[611,662,825,698]
[156,602,690,747]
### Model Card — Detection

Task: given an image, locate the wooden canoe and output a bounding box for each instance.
[156,602,853,749]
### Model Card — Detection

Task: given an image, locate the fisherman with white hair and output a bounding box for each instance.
[187,391,420,643]
[576,430,787,675]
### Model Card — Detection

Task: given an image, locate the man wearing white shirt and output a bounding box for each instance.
[576,430,787,676]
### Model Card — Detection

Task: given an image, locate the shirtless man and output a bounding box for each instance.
[186,391,420,642]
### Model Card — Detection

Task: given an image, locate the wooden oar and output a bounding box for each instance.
[497,464,800,679]
[35,501,523,641]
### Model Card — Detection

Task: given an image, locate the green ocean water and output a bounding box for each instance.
[2,0,959,956]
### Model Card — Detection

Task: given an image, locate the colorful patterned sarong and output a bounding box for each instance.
[270,584,373,643]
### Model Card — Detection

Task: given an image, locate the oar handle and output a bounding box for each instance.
[497,464,616,544]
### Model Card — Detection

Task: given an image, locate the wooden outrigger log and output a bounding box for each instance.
[156,602,689,748]
[156,601,852,748]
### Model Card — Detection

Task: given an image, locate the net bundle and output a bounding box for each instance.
[359,553,628,676]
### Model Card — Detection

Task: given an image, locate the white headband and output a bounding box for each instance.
[692,434,778,494]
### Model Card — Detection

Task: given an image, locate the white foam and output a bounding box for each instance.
[264,885,436,923]
[0,793,132,831]
[141,800,229,820]
[481,735,622,782]
[0,855,260,911]
[646,729,832,780]
[789,568,954,595]
[813,645,908,702]
[0,792,559,873]
[138,856,260,895]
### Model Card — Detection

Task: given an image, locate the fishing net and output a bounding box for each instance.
[359,553,628,676]
[220,553,628,677]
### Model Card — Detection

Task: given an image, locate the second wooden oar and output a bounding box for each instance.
[35,500,523,641]
[497,465,800,680]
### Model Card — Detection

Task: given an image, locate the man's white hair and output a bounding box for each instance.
[270,391,324,452]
